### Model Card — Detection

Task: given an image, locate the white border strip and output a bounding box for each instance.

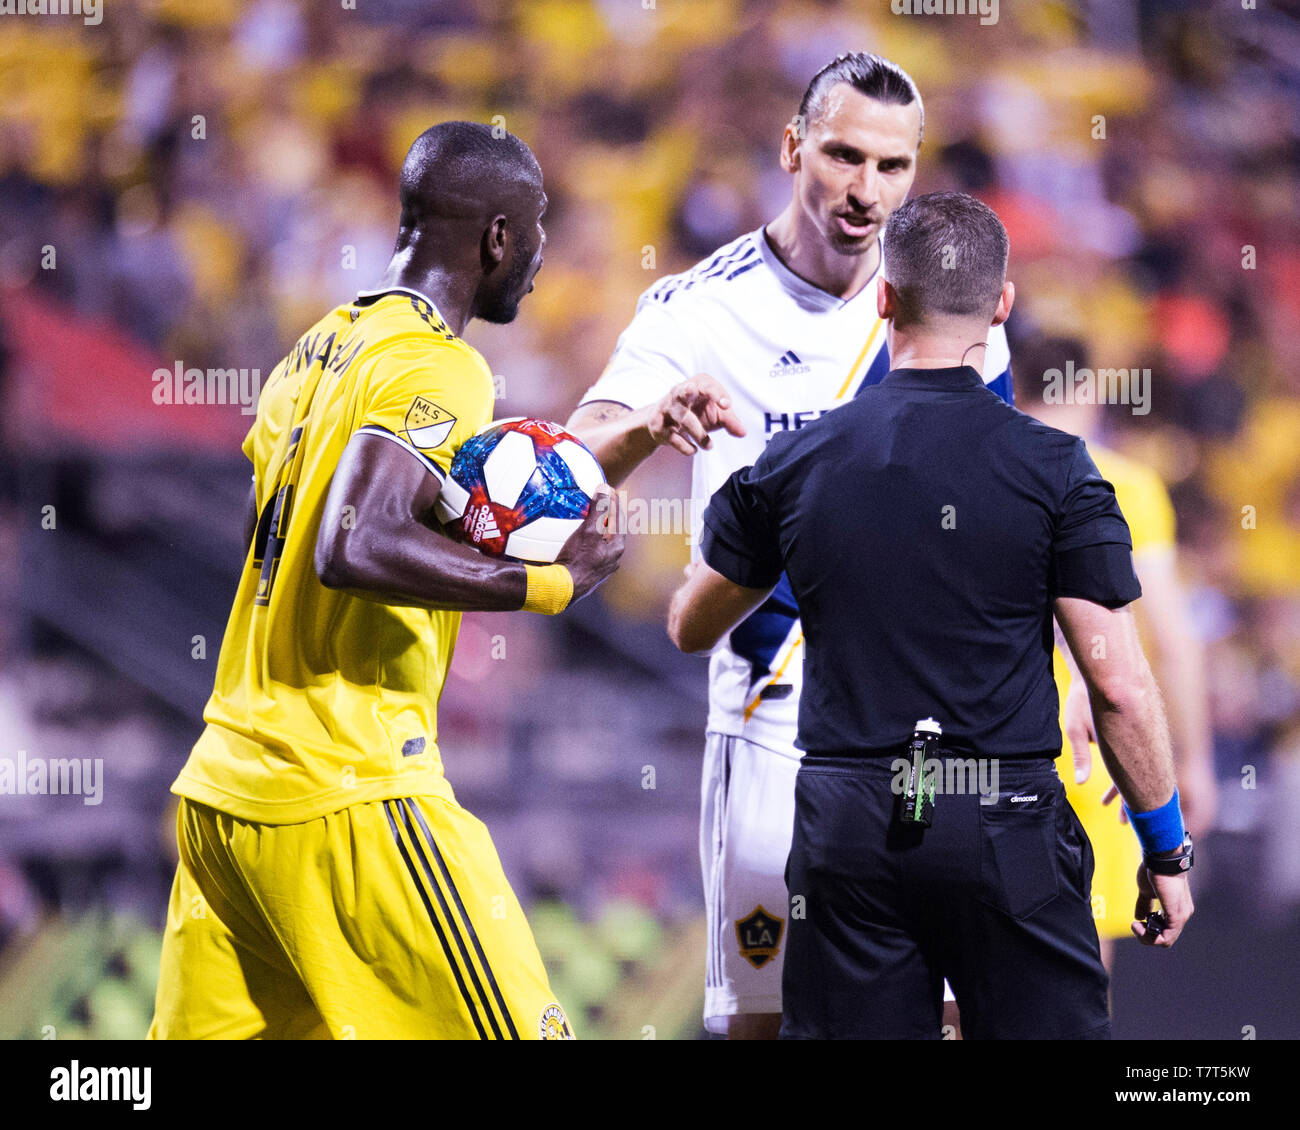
[355,425,446,481]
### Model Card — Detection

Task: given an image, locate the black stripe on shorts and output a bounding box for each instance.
[384,800,492,1039]
[402,798,521,1040]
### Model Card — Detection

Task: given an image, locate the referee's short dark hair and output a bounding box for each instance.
[798,53,924,145]
[883,192,1009,324]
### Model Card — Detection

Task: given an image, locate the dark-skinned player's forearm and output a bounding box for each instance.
[318,510,531,612]
[313,433,527,610]
[314,432,617,613]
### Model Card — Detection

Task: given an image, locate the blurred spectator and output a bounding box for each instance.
[0,0,1297,1036]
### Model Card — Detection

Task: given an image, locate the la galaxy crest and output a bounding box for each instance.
[735,905,784,969]
[402,396,456,452]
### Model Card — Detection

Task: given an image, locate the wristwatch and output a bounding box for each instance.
[1144,833,1194,875]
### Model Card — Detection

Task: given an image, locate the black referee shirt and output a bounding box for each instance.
[700,365,1142,757]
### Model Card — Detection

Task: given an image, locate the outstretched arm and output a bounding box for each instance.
[566,376,746,488]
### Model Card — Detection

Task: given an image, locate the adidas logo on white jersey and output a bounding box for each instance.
[769,350,812,377]
[465,504,501,542]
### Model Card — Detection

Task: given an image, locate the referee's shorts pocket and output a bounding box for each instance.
[978,784,1061,919]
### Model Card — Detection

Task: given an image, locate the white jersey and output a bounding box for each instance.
[582,226,1013,755]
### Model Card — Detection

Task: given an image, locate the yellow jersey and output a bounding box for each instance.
[173,288,495,824]
[1055,444,1175,935]
[1054,442,1175,712]
[1092,446,1175,557]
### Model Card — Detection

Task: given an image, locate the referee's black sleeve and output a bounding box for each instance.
[1050,440,1143,609]
[701,463,784,591]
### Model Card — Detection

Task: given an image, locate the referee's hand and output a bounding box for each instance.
[1132,866,1193,948]
[648,376,746,455]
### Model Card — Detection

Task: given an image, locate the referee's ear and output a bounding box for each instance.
[877,276,898,322]
[991,280,1016,327]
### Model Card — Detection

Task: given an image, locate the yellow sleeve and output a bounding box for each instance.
[1113,463,1176,555]
[353,340,495,478]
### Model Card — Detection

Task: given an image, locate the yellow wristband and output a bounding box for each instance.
[522,564,574,615]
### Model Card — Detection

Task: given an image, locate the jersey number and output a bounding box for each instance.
[251,425,303,606]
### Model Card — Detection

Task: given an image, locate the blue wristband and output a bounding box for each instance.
[1124,788,1186,855]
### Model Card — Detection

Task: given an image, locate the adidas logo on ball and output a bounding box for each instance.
[435,418,606,564]
[465,504,501,543]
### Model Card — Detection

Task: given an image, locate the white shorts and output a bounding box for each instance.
[700,732,800,1031]
[699,732,953,1033]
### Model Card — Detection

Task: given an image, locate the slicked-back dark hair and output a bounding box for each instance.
[798,53,924,144]
[883,192,1008,323]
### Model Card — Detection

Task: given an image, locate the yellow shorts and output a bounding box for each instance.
[1057,744,1143,940]
[148,795,574,1040]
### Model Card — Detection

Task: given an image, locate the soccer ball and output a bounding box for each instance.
[434,418,605,564]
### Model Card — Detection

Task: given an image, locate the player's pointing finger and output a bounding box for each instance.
[674,406,712,450]
[717,403,747,438]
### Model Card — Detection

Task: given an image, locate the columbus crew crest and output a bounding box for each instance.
[402,396,456,451]
[736,905,784,969]
[539,1002,574,1040]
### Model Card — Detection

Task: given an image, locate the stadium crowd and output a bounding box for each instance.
[0,0,1297,1036]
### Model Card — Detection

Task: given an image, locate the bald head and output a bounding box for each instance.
[397,121,543,234]
[389,121,547,327]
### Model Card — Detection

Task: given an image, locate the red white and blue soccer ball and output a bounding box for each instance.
[435,418,605,564]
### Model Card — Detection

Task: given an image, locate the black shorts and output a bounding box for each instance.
[780,755,1110,1040]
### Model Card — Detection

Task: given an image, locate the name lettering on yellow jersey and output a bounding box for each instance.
[327,334,366,380]
[285,332,337,379]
